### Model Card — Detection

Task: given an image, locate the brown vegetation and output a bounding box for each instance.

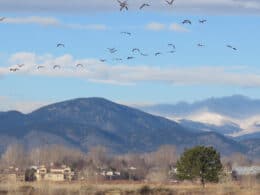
[0,180,259,195]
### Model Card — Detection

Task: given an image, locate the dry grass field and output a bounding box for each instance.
[0,180,259,195]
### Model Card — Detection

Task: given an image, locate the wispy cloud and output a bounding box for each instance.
[2,16,108,30]
[1,52,260,88]
[145,22,166,31]
[3,16,60,25]
[66,23,108,30]
[145,22,189,32]
[0,0,260,14]
[169,23,189,32]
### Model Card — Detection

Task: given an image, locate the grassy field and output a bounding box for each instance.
[0,181,259,195]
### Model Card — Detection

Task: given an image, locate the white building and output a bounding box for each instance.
[232,166,260,176]
[34,165,73,182]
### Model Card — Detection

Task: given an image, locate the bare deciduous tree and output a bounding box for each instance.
[1,143,28,168]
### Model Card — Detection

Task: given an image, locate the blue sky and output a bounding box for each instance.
[0,0,260,112]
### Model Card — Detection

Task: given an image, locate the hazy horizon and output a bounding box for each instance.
[0,94,257,114]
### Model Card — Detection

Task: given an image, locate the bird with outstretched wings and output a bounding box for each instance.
[37,66,45,69]
[108,48,117,53]
[182,20,192,24]
[117,0,128,11]
[17,64,25,68]
[10,68,19,72]
[121,31,131,36]
[132,48,140,53]
[199,19,207,24]
[165,0,175,5]
[140,3,150,10]
[57,43,65,48]
[127,56,134,60]
[53,65,61,69]
[197,43,205,47]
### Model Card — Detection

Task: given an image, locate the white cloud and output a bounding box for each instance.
[1,52,260,88]
[0,0,260,14]
[145,22,166,31]
[169,23,189,32]
[234,0,260,9]
[66,24,108,30]
[3,16,60,25]
[146,22,189,32]
[2,16,108,30]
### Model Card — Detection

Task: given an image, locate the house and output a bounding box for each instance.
[99,170,121,180]
[232,166,260,176]
[45,166,73,181]
[232,165,260,180]
[30,164,73,182]
[0,166,24,182]
[35,165,47,181]
[45,170,64,182]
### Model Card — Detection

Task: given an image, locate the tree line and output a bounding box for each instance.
[0,144,256,185]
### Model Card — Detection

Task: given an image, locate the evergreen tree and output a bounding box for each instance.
[25,168,37,182]
[176,146,223,187]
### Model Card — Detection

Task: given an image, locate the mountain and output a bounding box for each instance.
[178,119,242,135]
[0,97,251,156]
[140,95,260,119]
[235,132,260,141]
[139,95,260,137]
[239,138,260,158]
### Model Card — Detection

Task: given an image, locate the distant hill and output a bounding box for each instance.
[0,97,251,156]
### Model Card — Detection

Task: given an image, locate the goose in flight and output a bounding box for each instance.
[17,64,25,68]
[76,63,84,68]
[168,43,176,49]
[227,45,237,50]
[127,56,134,60]
[132,48,140,53]
[100,59,106,62]
[227,45,233,48]
[107,48,117,53]
[140,53,148,56]
[117,0,128,11]
[165,0,175,5]
[10,68,19,72]
[113,58,123,61]
[0,17,6,21]
[197,43,205,47]
[140,3,150,10]
[53,65,61,69]
[182,20,192,25]
[168,50,175,54]
[155,52,162,56]
[121,31,131,36]
[199,19,207,24]
[57,43,65,48]
[37,65,45,69]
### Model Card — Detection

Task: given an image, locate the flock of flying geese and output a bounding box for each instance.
[117,0,175,11]
[3,0,238,73]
